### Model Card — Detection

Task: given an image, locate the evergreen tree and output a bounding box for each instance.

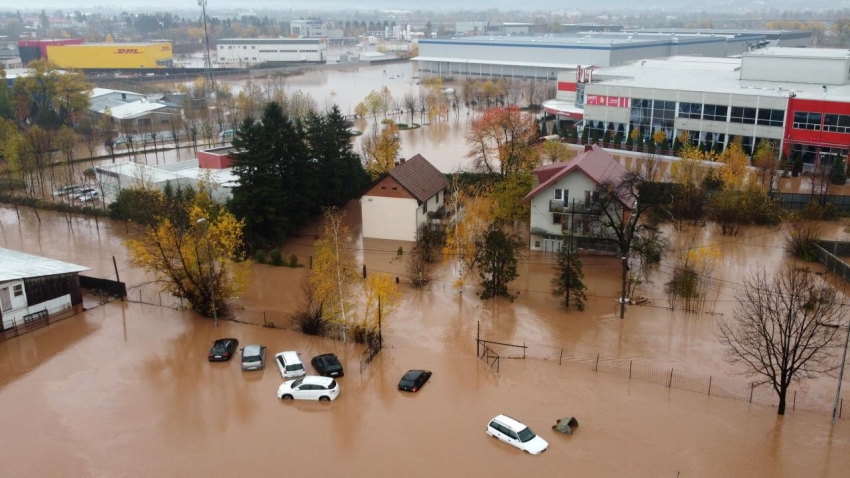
[580,125,589,144]
[552,239,587,311]
[792,154,803,177]
[673,134,683,154]
[829,155,847,184]
[602,129,612,147]
[475,225,521,301]
[305,105,369,207]
[590,127,600,145]
[230,102,315,250]
[614,131,624,147]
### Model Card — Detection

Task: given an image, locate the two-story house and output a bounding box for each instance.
[523,144,630,252]
[360,154,449,242]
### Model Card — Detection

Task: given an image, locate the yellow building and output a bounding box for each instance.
[46,43,173,69]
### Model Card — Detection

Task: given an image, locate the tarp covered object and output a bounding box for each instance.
[552,417,579,435]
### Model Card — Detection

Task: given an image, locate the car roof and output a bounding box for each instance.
[276,351,301,362]
[301,375,335,386]
[214,338,237,345]
[243,344,263,355]
[492,414,526,431]
[315,353,337,360]
[404,370,426,378]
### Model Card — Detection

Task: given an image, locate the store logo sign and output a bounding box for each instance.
[116,49,141,54]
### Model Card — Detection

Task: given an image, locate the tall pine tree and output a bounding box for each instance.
[552,239,587,311]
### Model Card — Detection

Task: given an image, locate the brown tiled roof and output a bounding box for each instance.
[522,144,629,208]
[387,154,449,203]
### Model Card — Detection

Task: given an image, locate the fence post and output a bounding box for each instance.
[476,321,480,357]
[629,360,632,379]
[595,353,599,372]
[559,348,563,365]
[841,398,844,418]
[668,368,673,388]
[793,390,797,410]
[523,343,526,359]
[140,289,142,302]
[708,376,712,396]
[159,293,162,306]
[749,383,754,403]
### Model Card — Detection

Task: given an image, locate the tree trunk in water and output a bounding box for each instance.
[778,386,787,415]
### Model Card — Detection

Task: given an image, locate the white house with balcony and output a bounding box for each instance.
[523,144,630,252]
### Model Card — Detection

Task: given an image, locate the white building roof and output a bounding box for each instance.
[0,248,90,282]
[591,56,850,101]
[90,87,141,98]
[106,101,172,120]
[360,51,387,58]
[97,160,239,188]
[743,47,850,59]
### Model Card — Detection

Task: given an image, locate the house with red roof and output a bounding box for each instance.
[523,144,631,252]
[360,154,449,241]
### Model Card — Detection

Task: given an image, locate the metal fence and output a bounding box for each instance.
[480,339,846,419]
[0,304,77,344]
[126,283,187,311]
[814,241,850,283]
[770,192,850,212]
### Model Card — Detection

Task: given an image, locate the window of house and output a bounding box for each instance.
[534,240,541,248]
[0,287,11,312]
[757,109,785,127]
[554,188,563,201]
[436,191,440,202]
[13,284,23,297]
[391,187,397,190]
[730,107,757,124]
[793,112,822,130]
[423,202,428,213]
[702,104,728,122]
[553,213,563,225]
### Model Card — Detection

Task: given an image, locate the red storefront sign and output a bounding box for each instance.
[585,95,630,108]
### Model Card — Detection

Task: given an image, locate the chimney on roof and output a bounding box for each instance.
[400,158,406,164]
[584,144,593,152]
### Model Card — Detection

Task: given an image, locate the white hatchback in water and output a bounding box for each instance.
[486,414,549,455]
[277,376,340,402]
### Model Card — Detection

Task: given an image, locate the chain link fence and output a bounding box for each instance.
[481,339,846,419]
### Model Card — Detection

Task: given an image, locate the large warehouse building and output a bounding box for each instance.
[414,32,765,80]
[17,38,83,65]
[45,42,173,69]
[621,28,812,48]
[216,38,326,65]
[548,48,850,166]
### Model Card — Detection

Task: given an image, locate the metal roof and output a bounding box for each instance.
[414,56,579,69]
[106,101,173,120]
[97,160,239,187]
[217,38,323,45]
[0,248,90,282]
[743,47,850,59]
[90,87,143,98]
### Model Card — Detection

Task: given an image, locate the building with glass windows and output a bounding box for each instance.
[549,48,850,166]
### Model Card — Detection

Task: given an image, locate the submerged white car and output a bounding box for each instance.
[277,376,340,402]
[486,414,549,455]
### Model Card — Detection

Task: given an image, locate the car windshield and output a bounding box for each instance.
[399,379,414,386]
[517,427,536,443]
[286,363,303,371]
[243,356,260,362]
[291,379,304,387]
[328,380,337,389]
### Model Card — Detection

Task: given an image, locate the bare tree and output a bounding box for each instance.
[718,265,844,415]
[809,162,832,206]
[402,91,418,125]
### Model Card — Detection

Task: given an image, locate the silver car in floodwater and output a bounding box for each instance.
[241,344,266,371]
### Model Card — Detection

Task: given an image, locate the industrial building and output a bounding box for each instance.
[415,32,764,80]
[0,42,22,69]
[45,42,174,69]
[621,28,812,48]
[17,38,83,65]
[290,20,342,38]
[94,147,238,205]
[548,48,850,166]
[216,38,326,65]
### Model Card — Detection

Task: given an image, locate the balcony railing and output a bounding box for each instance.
[549,199,602,214]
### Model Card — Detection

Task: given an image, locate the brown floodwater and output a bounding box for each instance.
[3,200,850,476]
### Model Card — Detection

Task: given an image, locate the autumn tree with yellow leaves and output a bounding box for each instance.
[361,118,401,180]
[124,186,248,318]
[442,185,496,289]
[359,273,401,347]
[310,208,359,342]
[666,245,721,313]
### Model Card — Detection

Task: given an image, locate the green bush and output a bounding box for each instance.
[397,246,404,256]
[254,250,266,264]
[269,249,284,266]
[288,254,299,267]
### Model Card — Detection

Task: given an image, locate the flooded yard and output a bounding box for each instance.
[2,204,850,476]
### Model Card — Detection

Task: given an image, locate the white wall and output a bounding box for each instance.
[414,191,445,234]
[361,196,419,241]
[529,172,598,250]
[1,292,72,330]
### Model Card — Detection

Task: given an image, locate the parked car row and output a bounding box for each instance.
[207,338,548,454]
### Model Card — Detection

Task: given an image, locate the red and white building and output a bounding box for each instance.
[551,48,850,166]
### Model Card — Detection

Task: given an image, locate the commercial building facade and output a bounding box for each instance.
[45,42,173,69]
[216,38,326,65]
[18,38,84,65]
[555,48,850,165]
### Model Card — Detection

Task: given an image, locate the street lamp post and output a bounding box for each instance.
[832,319,850,425]
[196,217,218,329]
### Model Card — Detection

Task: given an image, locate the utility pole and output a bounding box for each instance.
[198,0,216,92]
[620,254,628,319]
[832,319,850,425]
